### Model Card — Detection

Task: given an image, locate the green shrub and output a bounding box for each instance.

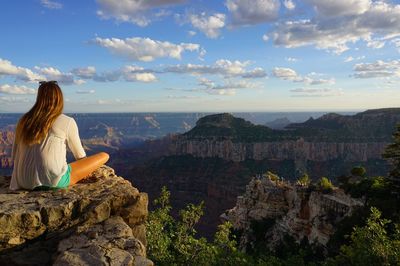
[351,166,366,177]
[147,187,258,265]
[318,177,334,192]
[297,173,311,186]
[326,207,400,266]
[265,171,279,182]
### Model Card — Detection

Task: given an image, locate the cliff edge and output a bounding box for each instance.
[0,166,153,266]
[222,176,364,250]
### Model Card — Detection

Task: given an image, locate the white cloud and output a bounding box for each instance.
[241,67,267,78]
[0,96,31,104]
[226,0,280,26]
[93,37,201,61]
[93,70,121,82]
[96,0,185,26]
[285,57,298,62]
[198,77,256,96]
[76,89,96,94]
[283,0,295,10]
[165,59,266,78]
[344,56,355,62]
[72,66,96,79]
[271,1,400,54]
[306,0,370,17]
[121,65,157,82]
[392,38,400,52]
[189,13,225,38]
[353,59,400,78]
[0,84,36,95]
[272,67,335,85]
[188,30,197,36]
[290,88,344,97]
[34,66,81,85]
[344,55,365,62]
[166,95,200,99]
[91,65,157,83]
[41,0,63,9]
[366,39,385,49]
[272,19,361,54]
[272,67,301,81]
[0,58,43,82]
[215,59,249,76]
[97,99,109,105]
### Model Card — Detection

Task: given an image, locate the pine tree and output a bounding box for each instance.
[383,124,400,179]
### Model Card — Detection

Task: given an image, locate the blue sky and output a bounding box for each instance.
[1,0,400,112]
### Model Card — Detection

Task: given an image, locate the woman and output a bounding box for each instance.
[10,81,109,190]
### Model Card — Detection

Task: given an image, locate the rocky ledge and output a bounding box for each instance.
[222,177,364,250]
[0,166,153,266]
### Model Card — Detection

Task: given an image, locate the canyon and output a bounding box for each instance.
[128,109,398,237]
[1,109,399,238]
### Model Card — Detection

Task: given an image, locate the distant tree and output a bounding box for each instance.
[351,166,366,177]
[297,173,311,186]
[318,177,334,192]
[383,124,400,179]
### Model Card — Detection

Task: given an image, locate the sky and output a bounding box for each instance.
[1,0,400,112]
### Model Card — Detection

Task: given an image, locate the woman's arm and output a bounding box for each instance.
[66,118,86,160]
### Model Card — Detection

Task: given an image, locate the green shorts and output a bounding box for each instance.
[55,164,71,188]
[34,164,71,191]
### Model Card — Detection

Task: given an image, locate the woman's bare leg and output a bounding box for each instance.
[69,152,110,185]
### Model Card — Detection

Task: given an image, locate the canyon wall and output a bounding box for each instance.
[172,137,388,163]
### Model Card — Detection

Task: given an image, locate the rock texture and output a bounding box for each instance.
[0,130,14,169]
[0,166,152,266]
[172,137,388,163]
[222,177,364,249]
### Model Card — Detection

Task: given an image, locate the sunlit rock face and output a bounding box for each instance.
[0,166,153,266]
[222,177,364,249]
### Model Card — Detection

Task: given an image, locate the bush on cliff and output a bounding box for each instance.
[350,166,366,177]
[265,171,280,182]
[297,173,311,186]
[147,189,399,265]
[146,186,250,265]
[146,187,315,266]
[318,177,334,193]
[326,207,400,266]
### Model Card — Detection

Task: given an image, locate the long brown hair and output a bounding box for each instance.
[16,81,64,145]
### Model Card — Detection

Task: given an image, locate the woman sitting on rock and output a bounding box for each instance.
[10,80,109,190]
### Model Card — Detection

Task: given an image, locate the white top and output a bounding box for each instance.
[10,114,86,190]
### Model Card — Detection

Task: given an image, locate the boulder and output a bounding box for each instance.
[0,166,152,266]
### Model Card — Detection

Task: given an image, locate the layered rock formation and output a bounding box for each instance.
[222,177,364,249]
[172,137,388,163]
[171,110,399,176]
[0,166,152,266]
